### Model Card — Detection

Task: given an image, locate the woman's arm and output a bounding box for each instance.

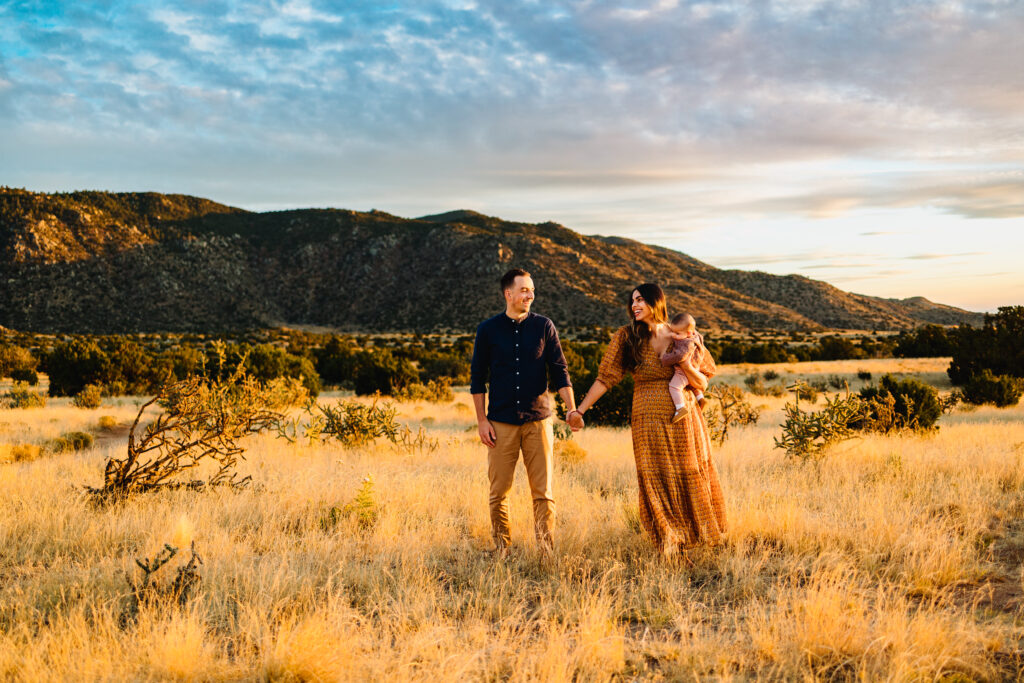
[567,379,609,429]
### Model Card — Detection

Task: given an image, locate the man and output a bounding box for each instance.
[470,268,577,555]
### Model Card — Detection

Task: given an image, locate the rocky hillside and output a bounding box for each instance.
[0,188,985,334]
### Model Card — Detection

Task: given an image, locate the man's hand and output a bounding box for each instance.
[566,410,584,431]
[478,420,497,448]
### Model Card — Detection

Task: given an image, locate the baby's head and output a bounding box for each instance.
[670,313,697,336]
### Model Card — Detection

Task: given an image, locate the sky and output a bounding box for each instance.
[1,1,1022,312]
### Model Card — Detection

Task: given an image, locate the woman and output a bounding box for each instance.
[568,283,727,557]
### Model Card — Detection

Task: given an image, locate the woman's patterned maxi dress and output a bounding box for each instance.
[598,326,727,552]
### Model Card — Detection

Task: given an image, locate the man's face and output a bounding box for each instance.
[504,275,535,314]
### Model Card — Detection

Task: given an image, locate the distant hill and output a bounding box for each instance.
[0,188,985,334]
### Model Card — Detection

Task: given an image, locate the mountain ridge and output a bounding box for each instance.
[0,188,984,333]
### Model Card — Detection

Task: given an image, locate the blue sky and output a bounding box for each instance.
[1,0,1022,311]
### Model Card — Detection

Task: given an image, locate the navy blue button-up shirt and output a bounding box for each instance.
[470,312,571,425]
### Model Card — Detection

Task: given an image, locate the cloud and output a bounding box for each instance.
[1,0,1022,232]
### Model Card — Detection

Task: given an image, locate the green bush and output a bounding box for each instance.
[46,338,110,397]
[0,344,36,378]
[858,374,941,431]
[1,382,46,408]
[353,349,417,396]
[72,383,104,409]
[775,392,865,462]
[396,377,454,403]
[962,370,1024,407]
[46,431,94,454]
[9,368,38,385]
[856,370,872,381]
[948,306,1024,385]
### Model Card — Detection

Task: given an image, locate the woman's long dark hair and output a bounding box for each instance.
[622,283,668,371]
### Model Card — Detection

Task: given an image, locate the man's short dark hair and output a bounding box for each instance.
[500,268,531,292]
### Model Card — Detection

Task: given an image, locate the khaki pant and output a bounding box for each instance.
[488,419,555,549]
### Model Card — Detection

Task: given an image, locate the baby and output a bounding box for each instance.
[660,313,707,423]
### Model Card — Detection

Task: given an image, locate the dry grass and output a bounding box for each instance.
[1,362,1023,680]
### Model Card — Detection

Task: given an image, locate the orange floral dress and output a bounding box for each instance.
[598,326,727,552]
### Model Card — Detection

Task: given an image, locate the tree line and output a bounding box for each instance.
[2,308,1021,415]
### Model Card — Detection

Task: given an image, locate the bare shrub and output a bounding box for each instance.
[704,385,761,446]
[121,542,202,626]
[87,370,288,500]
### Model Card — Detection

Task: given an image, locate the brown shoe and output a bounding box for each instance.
[671,406,689,423]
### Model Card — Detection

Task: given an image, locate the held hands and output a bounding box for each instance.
[566,410,585,431]
[478,420,497,448]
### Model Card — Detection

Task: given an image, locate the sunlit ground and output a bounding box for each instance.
[1,359,1023,680]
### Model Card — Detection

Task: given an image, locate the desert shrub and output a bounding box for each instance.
[45,431,94,454]
[940,391,962,414]
[763,369,780,381]
[0,344,37,378]
[1,382,46,408]
[809,378,829,392]
[88,370,285,499]
[418,352,471,385]
[962,370,1024,407]
[552,421,572,441]
[1,443,43,462]
[395,377,454,403]
[816,336,864,360]
[827,374,846,390]
[775,391,866,462]
[858,374,941,431]
[789,381,819,404]
[856,369,872,381]
[121,542,202,626]
[704,385,761,445]
[894,324,954,358]
[98,415,119,431]
[344,476,380,530]
[45,338,110,397]
[72,383,104,409]
[313,336,359,386]
[279,397,437,453]
[244,343,321,397]
[555,439,587,466]
[354,349,418,396]
[9,368,38,385]
[948,306,1024,385]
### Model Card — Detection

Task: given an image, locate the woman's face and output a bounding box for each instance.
[631,290,652,324]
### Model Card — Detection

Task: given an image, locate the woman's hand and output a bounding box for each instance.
[566,410,585,431]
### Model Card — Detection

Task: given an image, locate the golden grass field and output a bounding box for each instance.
[2,358,1024,681]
